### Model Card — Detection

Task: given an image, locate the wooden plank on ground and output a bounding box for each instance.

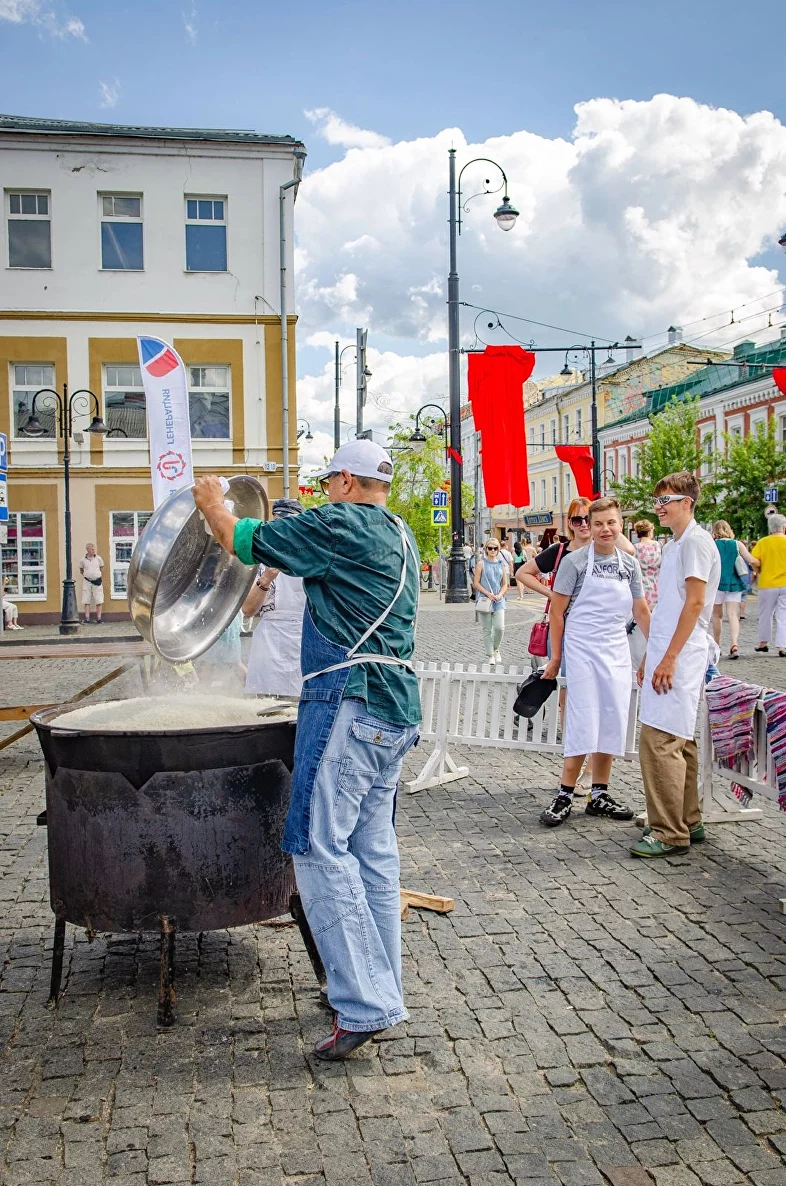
[0,705,54,722]
[0,641,151,660]
[400,889,455,914]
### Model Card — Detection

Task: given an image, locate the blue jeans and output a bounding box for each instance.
[293,698,419,1032]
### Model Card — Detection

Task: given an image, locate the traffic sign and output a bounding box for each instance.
[0,432,7,472]
[431,507,449,526]
[0,473,8,523]
[764,486,779,504]
[431,489,448,507]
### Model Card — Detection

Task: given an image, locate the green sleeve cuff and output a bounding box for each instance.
[234,518,258,566]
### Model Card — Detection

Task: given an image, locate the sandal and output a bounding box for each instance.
[728,646,739,660]
[754,644,769,653]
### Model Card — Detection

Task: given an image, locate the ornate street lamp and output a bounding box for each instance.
[408,403,448,458]
[446,150,518,602]
[22,384,107,634]
[296,418,313,441]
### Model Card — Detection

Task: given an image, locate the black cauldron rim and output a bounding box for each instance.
[31,701,298,739]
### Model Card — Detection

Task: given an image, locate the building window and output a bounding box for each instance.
[189,366,230,438]
[619,451,628,479]
[104,365,146,437]
[528,427,534,448]
[562,413,570,443]
[539,424,545,451]
[2,512,46,599]
[101,194,143,270]
[633,450,641,478]
[540,478,546,509]
[550,419,557,445]
[575,408,583,440]
[779,414,786,446]
[11,363,56,438]
[564,472,571,504]
[701,431,714,478]
[110,511,152,597]
[550,476,557,506]
[185,196,227,272]
[529,480,535,508]
[7,191,51,268]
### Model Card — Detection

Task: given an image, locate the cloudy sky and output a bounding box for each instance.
[2,0,786,471]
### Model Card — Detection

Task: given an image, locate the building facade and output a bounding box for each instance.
[599,332,786,498]
[0,115,305,621]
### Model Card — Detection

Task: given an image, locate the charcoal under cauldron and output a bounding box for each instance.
[31,707,323,1026]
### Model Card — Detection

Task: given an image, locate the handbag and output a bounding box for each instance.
[475,595,493,614]
[733,544,748,579]
[526,541,565,657]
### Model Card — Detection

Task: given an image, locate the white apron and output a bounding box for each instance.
[640,521,708,740]
[563,544,633,758]
[246,574,307,698]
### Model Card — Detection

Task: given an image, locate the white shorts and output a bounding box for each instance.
[714,590,742,605]
[82,581,105,606]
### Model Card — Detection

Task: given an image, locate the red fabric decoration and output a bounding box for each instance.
[447,446,463,466]
[555,445,597,500]
[774,368,786,397]
[467,346,535,507]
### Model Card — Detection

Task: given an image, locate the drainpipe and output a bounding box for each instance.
[279,148,307,498]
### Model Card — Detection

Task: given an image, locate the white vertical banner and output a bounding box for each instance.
[137,336,194,508]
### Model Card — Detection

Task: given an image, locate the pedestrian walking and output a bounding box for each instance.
[539,497,650,827]
[79,543,104,624]
[631,471,720,858]
[500,535,515,579]
[711,521,755,659]
[2,575,23,629]
[633,520,661,610]
[751,514,786,657]
[193,440,420,1061]
[243,499,307,698]
[473,538,509,664]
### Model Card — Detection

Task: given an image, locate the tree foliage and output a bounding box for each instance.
[703,420,786,540]
[612,396,704,526]
[386,420,473,564]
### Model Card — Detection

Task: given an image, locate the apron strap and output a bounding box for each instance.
[303,653,415,682]
[346,516,416,659]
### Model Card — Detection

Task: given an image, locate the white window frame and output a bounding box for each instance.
[564,472,571,504]
[103,364,147,439]
[110,511,152,599]
[778,413,786,446]
[618,451,628,479]
[10,362,56,439]
[529,480,535,508]
[540,478,546,509]
[551,475,558,506]
[2,511,47,600]
[185,195,228,273]
[550,418,557,446]
[188,365,231,439]
[6,190,51,269]
[575,408,583,440]
[539,424,545,451]
[562,413,570,444]
[700,430,715,478]
[99,192,144,271]
[727,416,744,443]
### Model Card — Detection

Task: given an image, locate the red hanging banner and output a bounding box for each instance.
[774,368,786,397]
[554,445,598,500]
[467,346,535,508]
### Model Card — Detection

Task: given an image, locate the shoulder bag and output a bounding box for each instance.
[733,542,748,580]
[527,542,565,657]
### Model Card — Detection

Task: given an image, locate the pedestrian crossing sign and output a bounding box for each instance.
[431,507,449,525]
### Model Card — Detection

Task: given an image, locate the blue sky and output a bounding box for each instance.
[2,0,785,462]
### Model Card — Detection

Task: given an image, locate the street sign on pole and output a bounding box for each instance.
[431,507,449,526]
[0,473,8,523]
[0,431,7,472]
[764,486,779,504]
[431,489,448,507]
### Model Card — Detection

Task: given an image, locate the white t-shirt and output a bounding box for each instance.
[661,521,720,632]
[500,547,514,574]
[80,554,104,581]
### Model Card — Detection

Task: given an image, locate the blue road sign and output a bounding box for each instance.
[0,473,8,523]
[431,507,449,526]
[764,486,779,504]
[431,489,448,507]
[0,432,7,472]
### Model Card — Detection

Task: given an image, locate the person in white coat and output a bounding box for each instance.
[540,497,651,827]
[242,498,307,698]
[631,471,720,859]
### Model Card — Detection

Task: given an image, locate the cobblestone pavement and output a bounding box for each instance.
[1,599,786,1186]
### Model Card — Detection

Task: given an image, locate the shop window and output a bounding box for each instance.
[110,511,152,597]
[2,512,46,598]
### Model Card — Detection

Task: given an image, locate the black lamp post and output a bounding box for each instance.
[447,150,518,602]
[296,418,313,442]
[22,384,107,634]
[408,403,449,459]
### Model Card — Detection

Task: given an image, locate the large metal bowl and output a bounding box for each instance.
[127,476,267,662]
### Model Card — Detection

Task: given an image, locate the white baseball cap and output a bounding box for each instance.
[313,440,394,483]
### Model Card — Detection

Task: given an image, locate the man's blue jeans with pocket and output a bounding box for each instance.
[293,698,419,1033]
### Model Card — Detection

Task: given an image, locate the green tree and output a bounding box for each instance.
[612,395,705,525]
[703,420,786,539]
[386,420,473,563]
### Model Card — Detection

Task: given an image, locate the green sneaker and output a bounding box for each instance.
[630,833,689,858]
[642,823,705,843]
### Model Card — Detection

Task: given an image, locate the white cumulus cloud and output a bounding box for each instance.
[0,0,86,38]
[98,79,120,109]
[183,1,196,43]
[304,107,391,151]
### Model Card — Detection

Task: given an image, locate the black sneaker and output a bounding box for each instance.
[540,792,573,827]
[585,791,634,820]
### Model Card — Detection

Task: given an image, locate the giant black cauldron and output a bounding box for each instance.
[32,706,323,1025]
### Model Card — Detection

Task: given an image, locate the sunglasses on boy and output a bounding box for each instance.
[653,493,692,508]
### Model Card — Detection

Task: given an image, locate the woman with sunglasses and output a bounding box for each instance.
[473,539,509,664]
[517,499,593,600]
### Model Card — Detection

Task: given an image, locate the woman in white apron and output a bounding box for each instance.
[242,498,306,699]
[540,497,651,828]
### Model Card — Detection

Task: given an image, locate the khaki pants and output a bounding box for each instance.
[639,724,700,848]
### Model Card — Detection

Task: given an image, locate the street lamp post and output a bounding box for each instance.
[296,419,313,442]
[446,149,518,602]
[334,340,372,450]
[407,402,449,459]
[22,384,107,634]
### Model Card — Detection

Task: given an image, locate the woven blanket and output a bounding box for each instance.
[762,690,786,812]
[704,675,760,764]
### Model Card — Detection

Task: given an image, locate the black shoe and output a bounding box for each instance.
[313,1020,384,1061]
[585,791,634,820]
[540,792,573,827]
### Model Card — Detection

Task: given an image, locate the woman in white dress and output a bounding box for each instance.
[539,497,650,828]
[242,499,307,698]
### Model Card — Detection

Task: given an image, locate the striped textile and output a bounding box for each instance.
[762,690,786,812]
[705,674,761,807]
